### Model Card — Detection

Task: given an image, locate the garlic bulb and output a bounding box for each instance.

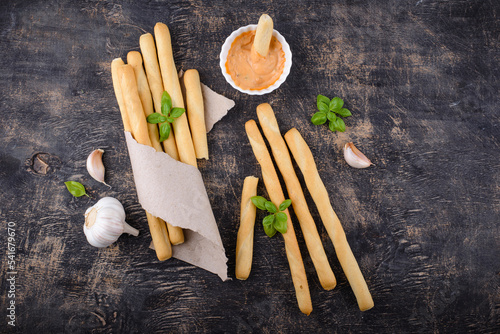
[86,149,110,187]
[343,142,372,168]
[84,197,139,248]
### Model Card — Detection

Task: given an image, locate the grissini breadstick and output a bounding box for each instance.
[146,211,172,260]
[153,22,196,242]
[184,69,208,159]
[111,58,131,132]
[118,65,152,147]
[116,64,172,261]
[139,33,185,244]
[253,14,273,57]
[235,176,259,280]
[139,33,179,160]
[127,51,163,153]
[166,223,184,245]
[154,22,197,168]
[127,51,184,246]
[256,103,336,290]
[245,120,312,315]
[284,128,374,311]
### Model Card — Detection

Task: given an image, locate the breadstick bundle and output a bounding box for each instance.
[110,23,227,278]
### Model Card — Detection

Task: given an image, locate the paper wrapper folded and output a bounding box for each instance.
[124,84,234,281]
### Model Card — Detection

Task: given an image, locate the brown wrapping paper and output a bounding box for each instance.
[202,83,235,132]
[124,84,234,281]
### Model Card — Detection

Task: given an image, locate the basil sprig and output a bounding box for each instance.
[64,181,89,197]
[311,95,352,132]
[147,91,185,142]
[251,196,292,237]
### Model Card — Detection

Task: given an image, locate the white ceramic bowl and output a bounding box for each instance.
[219,24,292,95]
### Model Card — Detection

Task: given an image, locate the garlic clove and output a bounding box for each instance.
[86,149,110,187]
[84,197,139,248]
[343,142,373,169]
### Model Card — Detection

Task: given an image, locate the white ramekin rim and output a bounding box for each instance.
[219,24,292,95]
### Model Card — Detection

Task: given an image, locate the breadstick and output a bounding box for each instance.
[111,58,130,132]
[284,128,374,311]
[146,212,172,260]
[236,176,259,280]
[256,103,336,290]
[139,33,179,160]
[152,23,197,240]
[118,64,152,147]
[141,32,185,244]
[184,69,208,159]
[253,14,273,57]
[127,51,163,153]
[127,51,184,246]
[154,22,197,168]
[245,120,312,315]
[115,63,172,261]
[166,224,184,245]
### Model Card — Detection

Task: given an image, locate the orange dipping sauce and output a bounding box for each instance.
[225,31,286,91]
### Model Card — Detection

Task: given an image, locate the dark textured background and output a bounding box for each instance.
[0,0,499,333]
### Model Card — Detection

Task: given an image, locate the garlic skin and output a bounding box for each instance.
[86,149,109,187]
[84,197,139,248]
[343,142,372,169]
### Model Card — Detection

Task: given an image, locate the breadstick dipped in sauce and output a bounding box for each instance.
[225,14,286,91]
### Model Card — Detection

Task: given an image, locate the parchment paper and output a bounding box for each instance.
[125,85,234,281]
[202,83,235,132]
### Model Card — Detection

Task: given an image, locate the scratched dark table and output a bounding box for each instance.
[0,0,499,333]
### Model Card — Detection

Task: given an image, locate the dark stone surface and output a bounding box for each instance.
[0,0,499,333]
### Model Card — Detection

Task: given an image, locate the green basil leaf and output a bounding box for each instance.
[159,122,171,142]
[334,118,346,132]
[262,214,275,227]
[326,111,336,122]
[317,94,330,110]
[279,199,292,211]
[170,107,185,119]
[274,212,288,234]
[336,108,352,117]
[64,181,89,197]
[166,117,175,123]
[263,216,277,237]
[311,112,327,125]
[161,91,172,115]
[329,120,336,132]
[318,101,329,113]
[265,201,277,213]
[147,113,167,124]
[329,97,344,111]
[251,196,268,210]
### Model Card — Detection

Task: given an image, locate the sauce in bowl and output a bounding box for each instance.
[225,31,286,91]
